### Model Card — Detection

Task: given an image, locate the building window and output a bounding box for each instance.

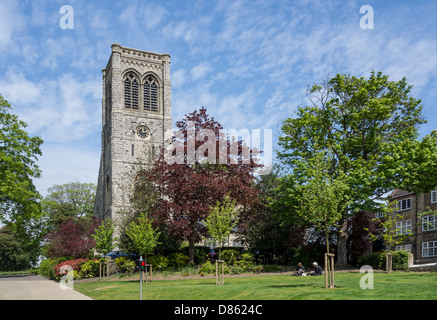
[396,198,412,211]
[124,73,139,109]
[422,215,437,231]
[375,211,385,219]
[422,241,437,258]
[143,76,158,112]
[396,220,412,235]
[431,190,437,204]
[396,244,412,252]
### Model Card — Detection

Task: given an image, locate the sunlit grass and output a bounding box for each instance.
[74,272,437,300]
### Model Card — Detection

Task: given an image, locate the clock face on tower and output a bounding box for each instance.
[136,125,150,139]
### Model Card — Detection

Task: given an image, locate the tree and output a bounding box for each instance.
[277,71,437,266]
[347,212,377,266]
[365,200,412,272]
[45,217,100,259]
[150,107,261,263]
[91,218,116,256]
[293,152,351,255]
[204,194,239,260]
[251,165,307,265]
[125,212,160,263]
[0,94,43,232]
[41,182,96,232]
[0,226,31,271]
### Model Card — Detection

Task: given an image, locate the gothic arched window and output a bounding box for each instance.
[143,76,158,112]
[124,73,139,109]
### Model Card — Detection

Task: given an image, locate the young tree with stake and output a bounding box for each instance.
[204,194,239,260]
[126,212,160,264]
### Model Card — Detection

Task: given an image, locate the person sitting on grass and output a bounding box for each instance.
[291,262,306,276]
[308,262,323,276]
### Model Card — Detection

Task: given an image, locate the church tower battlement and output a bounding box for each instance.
[94,44,172,224]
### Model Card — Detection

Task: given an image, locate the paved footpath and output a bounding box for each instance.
[0,274,92,300]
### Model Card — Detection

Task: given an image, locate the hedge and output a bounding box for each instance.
[357,251,410,271]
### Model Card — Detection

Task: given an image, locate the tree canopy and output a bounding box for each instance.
[276,71,437,266]
[0,94,43,231]
[41,181,96,232]
[150,107,261,263]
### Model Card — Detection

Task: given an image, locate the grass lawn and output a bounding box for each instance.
[74,271,437,300]
[0,270,32,276]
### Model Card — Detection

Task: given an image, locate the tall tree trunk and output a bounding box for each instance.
[336,215,349,268]
[188,239,195,265]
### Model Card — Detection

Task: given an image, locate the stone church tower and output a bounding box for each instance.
[94,44,172,225]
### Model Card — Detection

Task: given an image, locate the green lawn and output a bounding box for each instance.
[0,270,32,276]
[74,271,437,300]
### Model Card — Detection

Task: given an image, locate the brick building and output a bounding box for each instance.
[367,188,437,265]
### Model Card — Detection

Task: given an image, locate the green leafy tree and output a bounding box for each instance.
[126,212,160,263]
[204,194,239,260]
[91,218,116,256]
[293,152,352,255]
[41,182,96,231]
[0,94,43,232]
[277,71,437,266]
[0,226,31,271]
[247,165,306,265]
[365,200,411,272]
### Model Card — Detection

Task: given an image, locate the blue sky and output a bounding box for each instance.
[0,0,436,196]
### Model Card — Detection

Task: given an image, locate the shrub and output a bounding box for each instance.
[194,247,209,264]
[180,265,198,276]
[392,251,410,271]
[54,258,88,280]
[220,250,254,272]
[235,253,254,272]
[357,251,410,271]
[230,265,244,274]
[114,257,136,274]
[220,249,241,265]
[357,252,384,269]
[147,255,169,270]
[78,259,100,278]
[168,252,189,268]
[253,265,263,273]
[39,259,59,280]
[199,261,215,274]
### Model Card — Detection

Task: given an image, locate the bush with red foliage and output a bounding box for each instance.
[53,258,88,279]
[45,217,101,259]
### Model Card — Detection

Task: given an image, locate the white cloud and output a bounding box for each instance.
[143,6,167,29]
[171,69,186,88]
[0,71,101,142]
[0,0,25,48]
[34,143,101,196]
[190,62,212,81]
[0,72,41,105]
[118,3,168,30]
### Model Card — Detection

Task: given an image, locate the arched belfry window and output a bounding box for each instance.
[143,76,158,112]
[134,171,147,191]
[124,72,139,109]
